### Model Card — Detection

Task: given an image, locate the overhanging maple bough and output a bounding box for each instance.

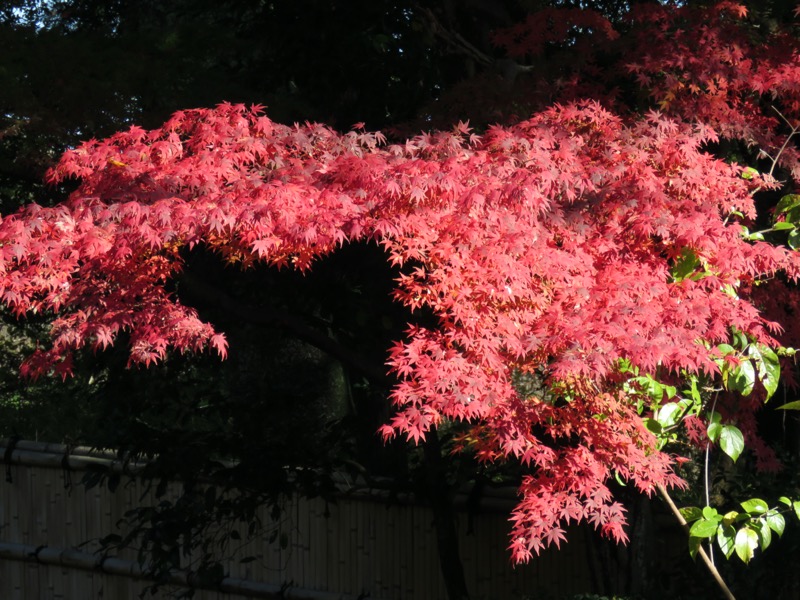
[1,100,800,563]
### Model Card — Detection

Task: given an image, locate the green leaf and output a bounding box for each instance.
[707,422,722,443]
[688,376,702,403]
[775,193,800,216]
[772,221,796,231]
[656,402,683,429]
[722,511,739,526]
[614,470,627,487]
[722,282,739,298]
[716,343,735,356]
[680,506,703,523]
[719,425,745,462]
[748,343,780,399]
[702,506,719,520]
[766,511,785,537]
[740,498,769,515]
[643,417,662,435]
[735,527,759,563]
[717,524,736,559]
[732,328,748,350]
[618,358,634,373]
[788,205,800,225]
[729,359,756,396]
[779,496,792,507]
[688,535,702,560]
[777,400,800,411]
[671,249,700,282]
[634,374,676,402]
[789,229,800,250]
[741,167,759,180]
[689,518,720,539]
[757,518,772,550]
[793,500,800,521]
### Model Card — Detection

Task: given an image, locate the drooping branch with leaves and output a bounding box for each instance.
[4,3,800,595]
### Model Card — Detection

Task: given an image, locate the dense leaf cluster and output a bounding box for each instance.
[4,0,800,573]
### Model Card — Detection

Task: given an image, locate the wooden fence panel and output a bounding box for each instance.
[0,441,598,599]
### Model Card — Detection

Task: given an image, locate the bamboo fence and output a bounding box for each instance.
[0,439,598,599]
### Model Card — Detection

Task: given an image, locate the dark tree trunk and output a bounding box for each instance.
[629,494,654,596]
[423,429,470,600]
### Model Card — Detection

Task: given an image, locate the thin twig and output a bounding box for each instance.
[768,106,799,178]
[416,6,494,67]
[705,391,720,566]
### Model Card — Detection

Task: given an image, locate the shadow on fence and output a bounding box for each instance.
[0,439,604,599]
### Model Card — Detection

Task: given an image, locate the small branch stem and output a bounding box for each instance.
[705,391,720,565]
[768,106,799,179]
[657,484,736,600]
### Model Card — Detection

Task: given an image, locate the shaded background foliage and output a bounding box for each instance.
[2,1,800,599]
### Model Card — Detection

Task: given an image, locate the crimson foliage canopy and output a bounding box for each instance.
[4,2,800,561]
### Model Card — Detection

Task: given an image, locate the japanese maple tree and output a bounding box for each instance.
[4,1,800,580]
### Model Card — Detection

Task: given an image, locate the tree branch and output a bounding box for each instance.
[657,484,737,600]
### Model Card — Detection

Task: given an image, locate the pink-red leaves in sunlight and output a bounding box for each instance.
[6,4,800,562]
[4,102,798,559]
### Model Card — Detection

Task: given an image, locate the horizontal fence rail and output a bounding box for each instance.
[0,439,602,599]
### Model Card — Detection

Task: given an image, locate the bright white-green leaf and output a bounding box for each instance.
[735,527,759,563]
[719,425,745,462]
